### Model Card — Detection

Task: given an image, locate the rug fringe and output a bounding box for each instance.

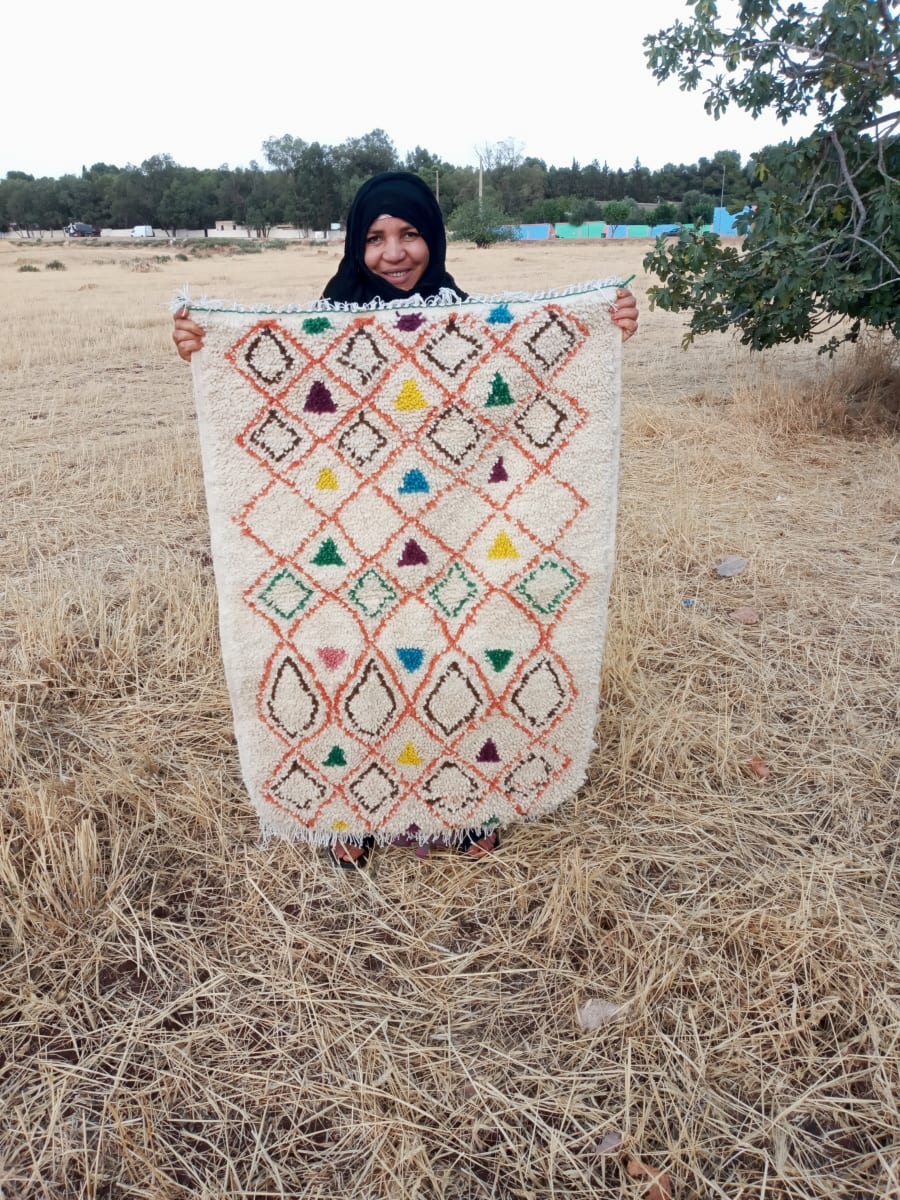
[174,277,629,316]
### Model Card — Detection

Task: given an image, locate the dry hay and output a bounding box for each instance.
[1,240,898,1199]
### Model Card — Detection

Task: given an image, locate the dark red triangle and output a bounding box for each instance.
[488,456,508,483]
[476,738,501,763]
[397,538,429,566]
[304,380,337,413]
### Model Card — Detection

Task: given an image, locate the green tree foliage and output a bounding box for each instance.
[643,0,900,350]
[449,200,517,248]
[602,200,631,230]
[567,198,604,226]
[650,200,678,226]
[676,189,716,226]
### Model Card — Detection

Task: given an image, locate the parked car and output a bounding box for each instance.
[66,222,101,237]
[131,225,155,238]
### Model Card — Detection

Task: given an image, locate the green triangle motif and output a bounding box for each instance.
[312,537,345,566]
[485,649,514,672]
[485,372,514,407]
[302,317,332,334]
[323,745,347,767]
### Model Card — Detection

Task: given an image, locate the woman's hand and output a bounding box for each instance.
[611,288,638,342]
[173,308,206,362]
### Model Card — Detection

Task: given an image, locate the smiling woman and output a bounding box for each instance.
[321,170,467,305]
[364,217,430,293]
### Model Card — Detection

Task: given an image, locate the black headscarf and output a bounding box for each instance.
[322,171,466,304]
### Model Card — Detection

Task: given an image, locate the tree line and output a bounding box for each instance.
[1,130,759,236]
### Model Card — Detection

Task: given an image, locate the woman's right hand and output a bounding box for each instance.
[173,307,206,362]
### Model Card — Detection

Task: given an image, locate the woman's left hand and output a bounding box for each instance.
[611,288,638,342]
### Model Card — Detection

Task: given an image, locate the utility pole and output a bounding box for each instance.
[476,150,484,210]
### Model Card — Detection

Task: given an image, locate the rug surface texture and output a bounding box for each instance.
[188,282,622,844]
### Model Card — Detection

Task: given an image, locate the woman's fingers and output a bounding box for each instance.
[612,288,639,342]
[172,309,206,362]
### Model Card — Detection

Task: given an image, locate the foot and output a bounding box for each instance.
[330,837,374,870]
[458,829,501,859]
[334,841,366,863]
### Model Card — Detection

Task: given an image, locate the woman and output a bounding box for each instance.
[173,171,638,866]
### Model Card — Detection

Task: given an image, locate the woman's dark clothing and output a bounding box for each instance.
[322,171,467,305]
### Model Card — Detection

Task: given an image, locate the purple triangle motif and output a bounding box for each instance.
[397,538,429,566]
[476,738,501,763]
[488,456,508,483]
[304,380,337,413]
[396,313,424,332]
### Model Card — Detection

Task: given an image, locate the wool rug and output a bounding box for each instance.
[186,281,623,846]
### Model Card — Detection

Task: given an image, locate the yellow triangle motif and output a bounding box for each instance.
[316,468,339,491]
[487,530,519,560]
[394,379,429,411]
[397,741,423,766]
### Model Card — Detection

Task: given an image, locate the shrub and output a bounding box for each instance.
[449,200,516,248]
[46,260,66,271]
[175,253,189,262]
[18,264,39,273]
[736,334,900,437]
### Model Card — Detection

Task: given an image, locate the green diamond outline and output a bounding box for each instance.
[513,559,578,615]
[429,561,479,619]
[258,568,315,620]
[347,568,397,619]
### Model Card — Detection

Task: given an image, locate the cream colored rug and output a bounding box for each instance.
[187,282,622,845]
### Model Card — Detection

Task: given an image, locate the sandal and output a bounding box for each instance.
[329,836,375,871]
[456,828,501,858]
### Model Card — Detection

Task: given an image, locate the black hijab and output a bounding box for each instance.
[322,171,466,304]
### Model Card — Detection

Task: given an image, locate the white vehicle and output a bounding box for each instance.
[131,225,155,238]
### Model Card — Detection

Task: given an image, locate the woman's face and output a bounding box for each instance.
[363,216,429,292]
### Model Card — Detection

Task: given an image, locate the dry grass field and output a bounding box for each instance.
[1,236,898,1200]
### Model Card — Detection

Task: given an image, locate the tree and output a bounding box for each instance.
[567,198,603,226]
[334,129,398,179]
[602,199,631,231]
[448,199,516,248]
[650,200,678,226]
[643,0,900,351]
[676,189,716,227]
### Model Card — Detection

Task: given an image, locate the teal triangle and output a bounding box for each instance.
[396,647,425,673]
[399,468,430,494]
[485,649,514,672]
[302,317,331,334]
[323,745,347,767]
[312,537,345,566]
[485,372,514,407]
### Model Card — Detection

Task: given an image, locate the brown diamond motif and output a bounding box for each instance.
[425,405,483,466]
[348,762,398,817]
[270,760,326,817]
[248,408,307,464]
[337,412,390,467]
[423,662,482,736]
[422,318,483,379]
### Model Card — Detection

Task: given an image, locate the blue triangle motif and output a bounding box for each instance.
[396,647,425,673]
[398,468,430,494]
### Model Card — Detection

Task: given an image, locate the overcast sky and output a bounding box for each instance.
[1,0,815,180]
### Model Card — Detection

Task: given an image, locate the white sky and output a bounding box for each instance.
[1,0,815,180]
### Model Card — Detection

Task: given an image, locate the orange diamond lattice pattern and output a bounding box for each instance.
[189,284,622,844]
